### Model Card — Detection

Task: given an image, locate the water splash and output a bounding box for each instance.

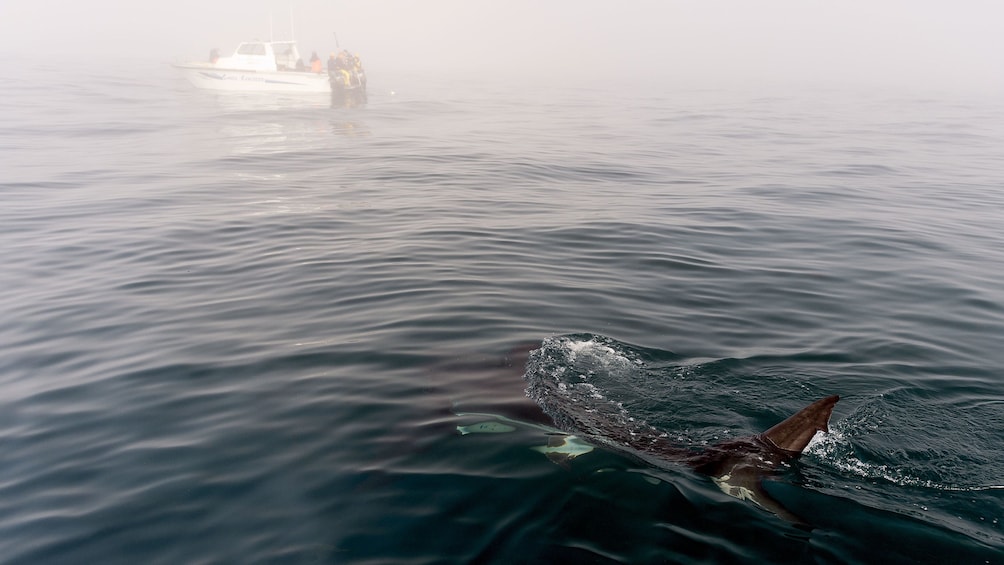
[807,425,1003,493]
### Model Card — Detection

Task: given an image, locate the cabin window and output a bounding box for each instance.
[237,43,267,56]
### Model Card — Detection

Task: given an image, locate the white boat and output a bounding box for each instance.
[174,40,331,93]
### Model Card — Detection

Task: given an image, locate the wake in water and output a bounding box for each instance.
[808,428,1004,494]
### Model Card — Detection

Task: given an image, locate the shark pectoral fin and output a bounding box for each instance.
[712,474,807,526]
[761,395,840,454]
[531,434,595,467]
[712,473,758,503]
[752,480,810,528]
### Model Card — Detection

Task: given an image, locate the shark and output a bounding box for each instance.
[646,394,839,524]
[450,342,840,525]
[528,390,839,524]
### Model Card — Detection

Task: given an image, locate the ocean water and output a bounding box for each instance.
[2,59,1003,563]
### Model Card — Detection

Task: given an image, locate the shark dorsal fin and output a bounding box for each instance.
[760,395,839,454]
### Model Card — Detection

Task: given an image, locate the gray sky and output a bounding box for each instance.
[3,0,1002,90]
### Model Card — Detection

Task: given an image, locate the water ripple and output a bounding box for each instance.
[1,66,1003,562]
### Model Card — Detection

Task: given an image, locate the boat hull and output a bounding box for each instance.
[175,64,330,93]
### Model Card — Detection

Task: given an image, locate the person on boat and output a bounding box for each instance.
[295,58,306,71]
[310,51,322,73]
[209,48,220,64]
[335,51,352,70]
[351,53,366,89]
[331,51,353,87]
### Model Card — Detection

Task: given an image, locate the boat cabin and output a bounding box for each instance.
[216,40,303,72]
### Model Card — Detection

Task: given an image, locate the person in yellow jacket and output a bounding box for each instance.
[331,50,353,86]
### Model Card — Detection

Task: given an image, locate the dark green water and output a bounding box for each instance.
[1,61,1002,563]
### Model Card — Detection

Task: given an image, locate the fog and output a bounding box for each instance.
[3,0,1003,90]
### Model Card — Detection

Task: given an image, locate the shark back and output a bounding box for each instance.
[759,394,840,454]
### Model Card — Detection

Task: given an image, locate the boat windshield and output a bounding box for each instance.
[236,43,268,56]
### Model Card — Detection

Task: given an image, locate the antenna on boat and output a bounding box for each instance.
[333,31,341,49]
[269,12,274,42]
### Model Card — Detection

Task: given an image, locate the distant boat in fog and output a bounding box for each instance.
[175,40,330,93]
[174,39,366,104]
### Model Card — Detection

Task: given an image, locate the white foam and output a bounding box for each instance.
[807,427,1001,492]
[562,336,635,371]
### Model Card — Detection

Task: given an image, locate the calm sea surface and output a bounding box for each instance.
[2,59,1003,563]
